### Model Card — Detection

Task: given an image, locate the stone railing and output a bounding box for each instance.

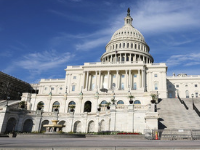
[134,104,150,110]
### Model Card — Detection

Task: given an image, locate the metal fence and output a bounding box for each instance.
[144,129,200,140]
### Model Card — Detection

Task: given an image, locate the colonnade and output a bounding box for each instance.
[81,69,146,92]
[101,53,152,64]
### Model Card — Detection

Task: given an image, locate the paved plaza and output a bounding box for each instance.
[0,138,200,150]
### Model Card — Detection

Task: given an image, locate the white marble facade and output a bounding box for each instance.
[2,9,199,134]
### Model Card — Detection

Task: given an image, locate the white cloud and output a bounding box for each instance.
[133,0,200,35]
[16,50,74,74]
[76,37,109,51]
[166,53,200,67]
[0,50,13,57]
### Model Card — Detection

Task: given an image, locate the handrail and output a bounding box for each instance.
[193,103,200,117]
[182,100,189,110]
[177,95,183,104]
[177,95,188,110]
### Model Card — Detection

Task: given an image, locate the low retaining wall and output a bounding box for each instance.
[9,133,86,138]
[86,134,145,139]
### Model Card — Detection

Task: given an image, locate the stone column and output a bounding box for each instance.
[79,74,82,91]
[142,69,144,88]
[69,74,72,93]
[129,70,131,89]
[107,70,110,89]
[82,71,86,89]
[134,54,136,62]
[125,70,128,89]
[138,70,141,88]
[98,71,101,89]
[85,71,89,90]
[116,70,119,90]
[88,74,91,91]
[95,71,98,89]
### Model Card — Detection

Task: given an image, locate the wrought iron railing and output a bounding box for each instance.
[193,103,200,117]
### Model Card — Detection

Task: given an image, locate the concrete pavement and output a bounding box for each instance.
[0,137,200,149]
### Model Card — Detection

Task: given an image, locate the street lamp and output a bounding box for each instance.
[192,93,194,109]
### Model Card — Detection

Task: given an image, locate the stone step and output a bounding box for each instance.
[157,98,200,129]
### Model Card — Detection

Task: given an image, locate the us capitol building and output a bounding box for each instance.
[1,9,200,134]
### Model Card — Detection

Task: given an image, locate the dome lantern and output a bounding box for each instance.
[124,8,133,26]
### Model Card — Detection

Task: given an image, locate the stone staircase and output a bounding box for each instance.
[157,98,200,129]
[0,100,20,108]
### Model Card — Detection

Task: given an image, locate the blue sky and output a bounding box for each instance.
[1,0,200,83]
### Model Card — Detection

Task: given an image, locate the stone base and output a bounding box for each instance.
[11,133,86,138]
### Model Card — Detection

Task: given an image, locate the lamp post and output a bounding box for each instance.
[192,93,194,109]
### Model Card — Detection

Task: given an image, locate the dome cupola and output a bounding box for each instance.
[101,8,154,64]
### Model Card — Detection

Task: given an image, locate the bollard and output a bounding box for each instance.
[155,131,158,140]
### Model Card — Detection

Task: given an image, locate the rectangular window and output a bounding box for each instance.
[195,84,198,87]
[134,74,137,77]
[133,82,137,90]
[60,87,62,90]
[51,87,54,90]
[113,75,116,78]
[72,85,75,91]
[176,85,179,88]
[121,83,124,90]
[196,92,198,98]
[154,74,157,77]
[73,76,76,79]
[92,83,95,90]
[121,75,125,78]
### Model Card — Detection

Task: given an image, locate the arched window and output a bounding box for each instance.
[52,101,60,112]
[119,43,121,48]
[100,100,107,107]
[40,120,49,132]
[84,101,91,112]
[131,43,133,48]
[88,121,95,133]
[127,43,129,48]
[37,101,44,110]
[116,44,118,49]
[135,44,137,49]
[5,118,17,133]
[117,100,124,105]
[73,121,81,133]
[23,119,33,132]
[123,43,125,48]
[134,100,141,104]
[68,101,76,112]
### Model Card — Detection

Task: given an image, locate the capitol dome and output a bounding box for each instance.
[101,8,154,64]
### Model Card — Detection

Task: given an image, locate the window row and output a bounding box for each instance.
[176,84,198,88]
[36,99,141,112]
[108,42,149,52]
